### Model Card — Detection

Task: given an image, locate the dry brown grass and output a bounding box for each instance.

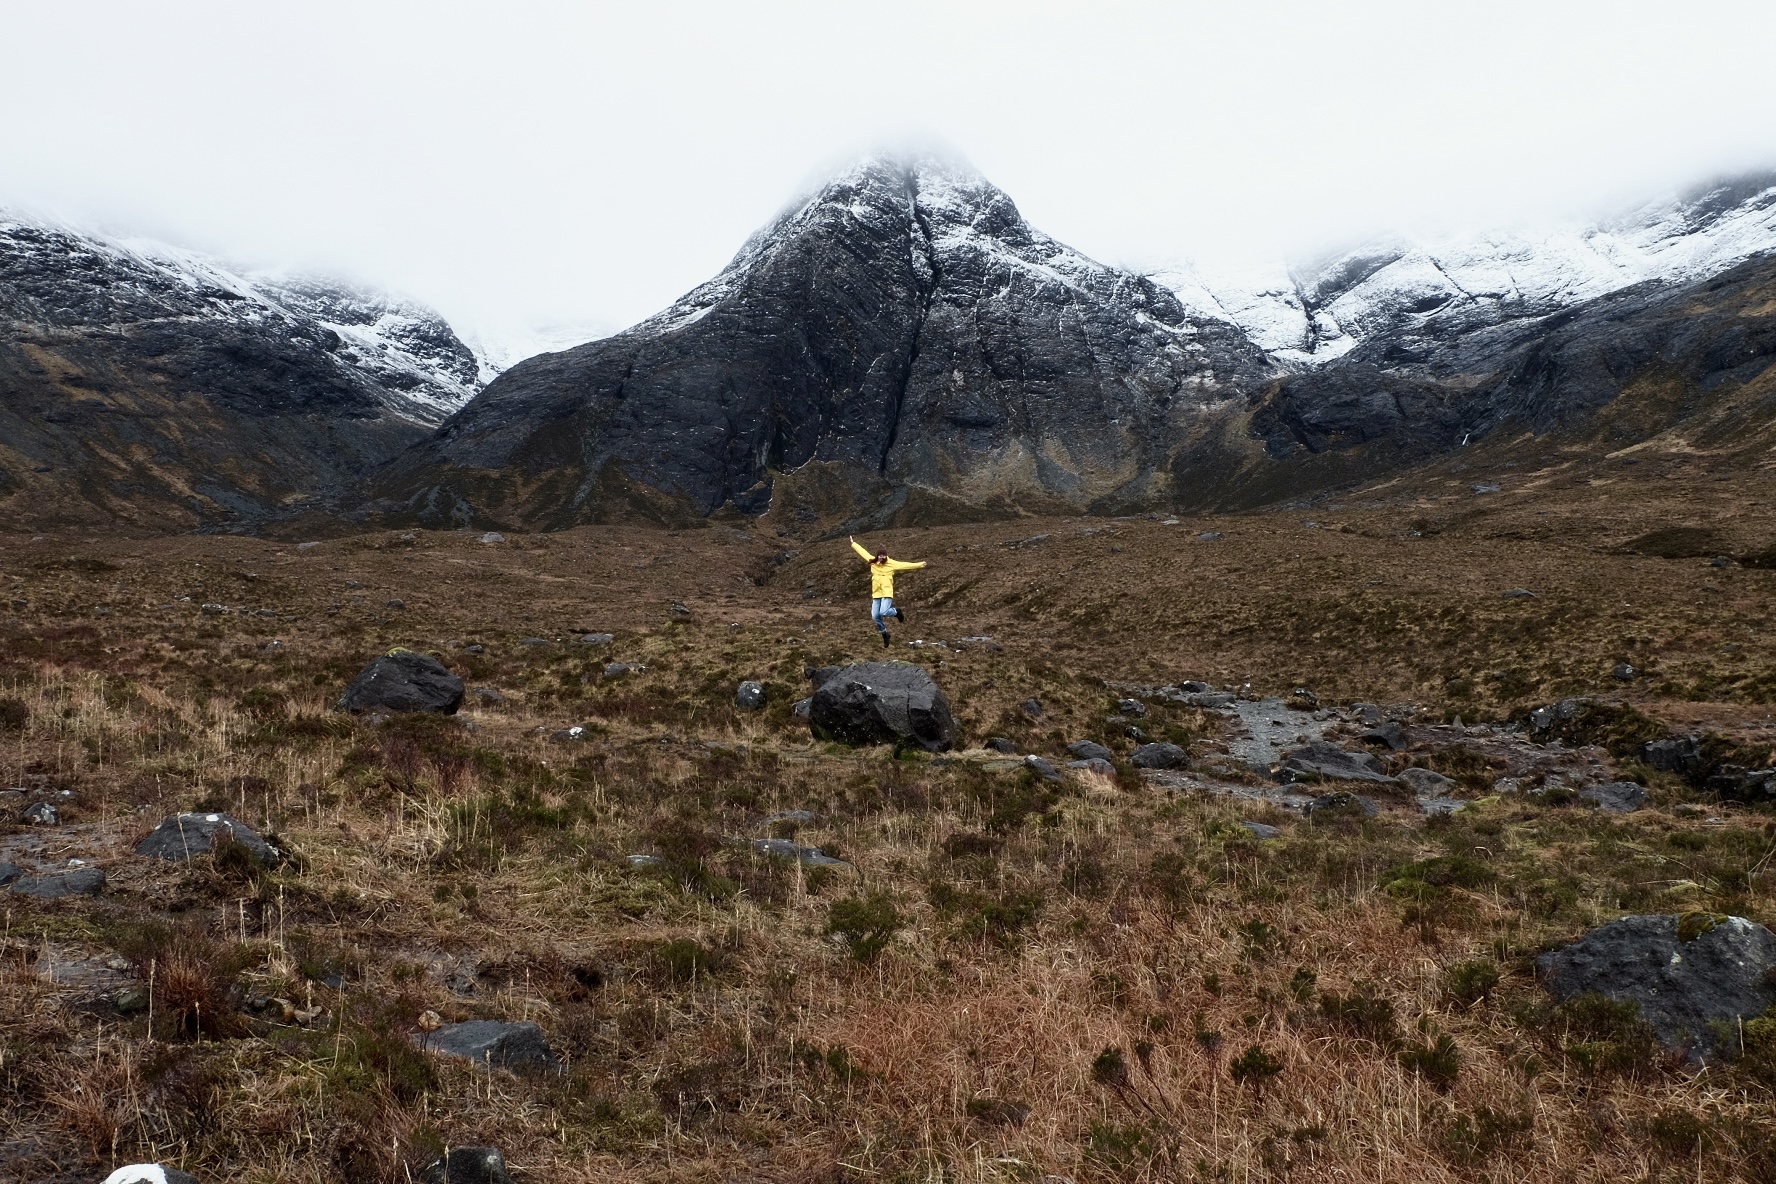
[1,464,1775,1181]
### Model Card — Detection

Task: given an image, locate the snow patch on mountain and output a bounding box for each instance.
[1157,172,1776,366]
[1,212,484,423]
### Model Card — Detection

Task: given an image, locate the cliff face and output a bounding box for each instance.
[0,215,482,531]
[371,158,1279,529]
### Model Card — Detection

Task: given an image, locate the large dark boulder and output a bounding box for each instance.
[337,649,464,714]
[416,1020,556,1072]
[810,662,956,752]
[1537,913,1776,1061]
[1130,741,1188,769]
[420,1147,513,1184]
[135,813,279,865]
[8,866,105,898]
[1278,740,1397,784]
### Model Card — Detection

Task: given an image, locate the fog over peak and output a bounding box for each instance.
[4,1,1774,361]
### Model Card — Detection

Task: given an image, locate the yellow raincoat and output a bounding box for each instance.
[851,539,925,598]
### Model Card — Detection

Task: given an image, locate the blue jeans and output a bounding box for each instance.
[871,597,900,633]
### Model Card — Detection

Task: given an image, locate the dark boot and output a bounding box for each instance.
[894,603,909,626]
[881,630,891,648]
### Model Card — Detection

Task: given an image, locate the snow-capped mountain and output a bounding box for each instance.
[0,215,484,423]
[1160,171,1776,366]
[373,154,1278,529]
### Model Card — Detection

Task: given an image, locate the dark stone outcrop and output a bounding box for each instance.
[810,662,956,752]
[9,866,105,898]
[1580,781,1650,813]
[1537,914,1776,1061]
[1278,741,1397,784]
[1130,741,1188,769]
[135,813,278,865]
[416,1020,557,1071]
[338,649,464,714]
[371,156,1279,529]
[1067,740,1114,762]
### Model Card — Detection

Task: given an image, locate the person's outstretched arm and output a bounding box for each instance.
[850,538,875,563]
[886,558,927,572]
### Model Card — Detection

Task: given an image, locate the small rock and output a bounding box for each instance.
[1580,781,1649,813]
[1115,698,1148,718]
[671,601,691,614]
[1066,757,1114,776]
[520,636,550,647]
[604,662,635,677]
[1285,688,1319,711]
[101,1167,199,1184]
[262,640,285,652]
[337,649,464,714]
[0,862,19,885]
[763,809,821,827]
[200,602,226,614]
[1397,767,1457,794]
[579,633,614,645]
[417,1020,557,1071]
[22,801,57,825]
[1304,791,1379,820]
[473,688,505,705]
[1471,482,1500,494]
[985,737,1019,755]
[1196,531,1223,542]
[386,599,406,610]
[749,838,850,867]
[1350,703,1385,725]
[1239,821,1282,840]
[1020,698,1043,718]
[1005,533,1050,548]
[113,985,150,1014]
[554,725,587,741]
[791,697,812,719]
[735,681,765,711]
[421,1147,514,1184]
[135,813,278,865]
[1359,721,1407,751]
[1537,914,1776,1062]
[1711,555,1734,568]
[1067,740,1113,762]
[478,532,505,544]
[296,541,322,551]
[1613,662,1637,681]
[1129,742,1188,769]
[1502,588,1538,599]
[625,854,664,868]
[9,867,106,898]
[1024,755,1061,781]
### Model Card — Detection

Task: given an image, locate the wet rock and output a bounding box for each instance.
[337,649,464,714]
[1130,742,1187,769]
[1359,721,1407,750]
[1397,767,1457,794]
[1278,741,1397,784]
[1304,791,1379,820]
[810,662,956,752]
[748,837,850,867]
[420,1146,514,1184]
[1642,736,1703,776]
[102,1166,200,1184]
[10,866,106,898]
[417,1020,557,1071]
[1537,913,1776,1062]
[735,680,765,711]
[22,801,57,825]
[1239,821,1282,840]
[1024,755,1061,781]
[985,737,1020,755]
[1580,781,1649,813]
[1067,757,1115,776]
[136,813,278,865]
[1067,740,1113,762]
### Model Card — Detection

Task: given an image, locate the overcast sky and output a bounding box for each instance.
[6,0,1776,354]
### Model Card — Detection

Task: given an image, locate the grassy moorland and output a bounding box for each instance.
[2,457,1776,1183]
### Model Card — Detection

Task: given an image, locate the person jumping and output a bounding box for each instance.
[850,535,927,648]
